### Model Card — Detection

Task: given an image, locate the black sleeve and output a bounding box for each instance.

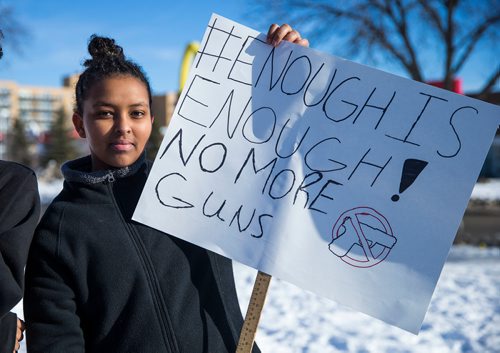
[0,161,40,317]
[0,312,17,353]
[24,205,85,353]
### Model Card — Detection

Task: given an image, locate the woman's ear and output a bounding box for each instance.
[72,113,86,138]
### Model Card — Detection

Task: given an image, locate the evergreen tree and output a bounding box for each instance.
[8,117,32,166]
[42,108,77,167]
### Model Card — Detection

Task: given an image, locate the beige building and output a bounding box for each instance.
[0,74,178,160]
[152,92,179,128]
[0,77,75,158]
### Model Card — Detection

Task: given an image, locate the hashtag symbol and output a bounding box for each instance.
[196,17,242,72]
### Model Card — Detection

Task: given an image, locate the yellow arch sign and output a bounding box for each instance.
[179,41,200,92]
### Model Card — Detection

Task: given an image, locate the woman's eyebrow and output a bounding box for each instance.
[91,101,148,108]
[129,102,148,107]
[92,101,114,108]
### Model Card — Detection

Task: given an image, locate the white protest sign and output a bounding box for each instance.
[133,14,500,333]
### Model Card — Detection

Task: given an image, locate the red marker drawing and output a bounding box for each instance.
[329,207,396,268]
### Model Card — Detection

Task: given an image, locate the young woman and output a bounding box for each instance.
[24,25,308,352]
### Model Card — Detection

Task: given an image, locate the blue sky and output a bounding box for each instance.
[0,0,497,94]
[0,0,257,93]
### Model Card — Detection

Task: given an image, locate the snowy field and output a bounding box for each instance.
[14,245,499,353]
[234,245,500,353]
[470,179,500,202]
[13,179,500,353]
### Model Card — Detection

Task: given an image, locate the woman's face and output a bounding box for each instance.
[73,75,153,171]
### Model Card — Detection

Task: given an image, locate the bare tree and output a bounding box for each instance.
[0,0,29,60]
[0,30,3,60]
[252,0,499,96]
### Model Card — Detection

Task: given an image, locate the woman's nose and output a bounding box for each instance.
[114,114,131,134]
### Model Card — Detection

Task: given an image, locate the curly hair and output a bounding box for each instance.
[75,34,153,114]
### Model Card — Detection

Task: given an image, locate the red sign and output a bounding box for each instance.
[427,78,463,94]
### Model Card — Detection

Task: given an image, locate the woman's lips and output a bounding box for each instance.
[110,141,134,152]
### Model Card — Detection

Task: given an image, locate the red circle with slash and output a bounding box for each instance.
[328,207,396,268]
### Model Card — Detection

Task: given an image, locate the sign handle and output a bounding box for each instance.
[236,271,272,353]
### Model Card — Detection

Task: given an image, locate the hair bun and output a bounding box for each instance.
[84,34,125,67]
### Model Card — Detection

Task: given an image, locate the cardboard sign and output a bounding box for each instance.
[133,14,500,333]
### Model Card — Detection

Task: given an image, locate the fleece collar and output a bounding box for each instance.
[61,153,146,185]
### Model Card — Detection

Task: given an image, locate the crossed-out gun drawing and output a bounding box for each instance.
[329,210,397,268]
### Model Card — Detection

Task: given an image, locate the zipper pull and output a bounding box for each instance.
[106,172,116,183]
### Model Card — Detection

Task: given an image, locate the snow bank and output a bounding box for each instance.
[15,246,498,353]
[234,245,500,353]
[38,178,64,205]
[471,179,500,202]
[21,179,497,352]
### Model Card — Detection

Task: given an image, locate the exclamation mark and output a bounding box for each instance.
[391,159,428,202]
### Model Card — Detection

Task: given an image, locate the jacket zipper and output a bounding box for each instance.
[107,183,180,353]
[106,172,116,183]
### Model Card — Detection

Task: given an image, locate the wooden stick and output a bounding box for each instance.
[236,271,272,353]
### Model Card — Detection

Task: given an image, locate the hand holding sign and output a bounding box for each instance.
[134,14,500,334]
[266,23,310,48]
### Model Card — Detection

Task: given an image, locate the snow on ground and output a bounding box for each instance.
[234,245,500,353]
[14,246,499,353]
[471,179,500,202]
[12,179,499,352]
[37,178,64,205]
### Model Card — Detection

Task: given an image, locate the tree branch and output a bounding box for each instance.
[452,11,500,74]
[312,2,423,80]
[477,68,500,98]
[256,0,498,91]
[443,0,457,90]
[416,0,446,39]
[392,0,424,81]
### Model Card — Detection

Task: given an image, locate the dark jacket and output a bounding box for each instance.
[0,161,40,353]
[24,155,257,353]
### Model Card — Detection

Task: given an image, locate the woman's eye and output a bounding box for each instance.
[131,111,145,118]
[97,111,113,118]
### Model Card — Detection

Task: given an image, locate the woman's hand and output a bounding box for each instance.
[13,318,24,353]
[267,23,309,48]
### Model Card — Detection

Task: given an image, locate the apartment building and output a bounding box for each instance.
[0,77,75,158]
[0,74,178,161]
